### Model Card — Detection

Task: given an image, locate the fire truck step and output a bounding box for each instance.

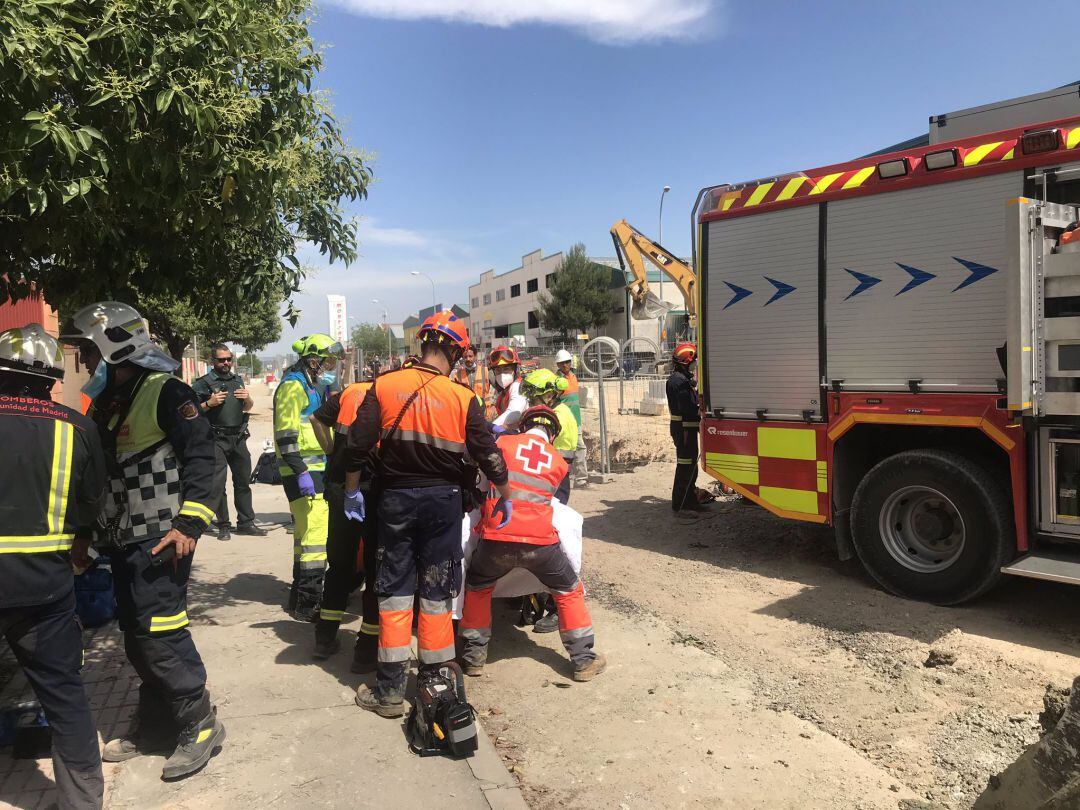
[1001,553,1080,586]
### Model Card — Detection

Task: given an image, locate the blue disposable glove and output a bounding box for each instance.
[297,471,316,497]
[344,489,366,523]
[491,423,508,436]
[491,497,513,530]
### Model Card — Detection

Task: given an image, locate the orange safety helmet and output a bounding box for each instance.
[417,310,470,349]
[488,345,520,368]
[519,404,561,441]
[672,342,697,365]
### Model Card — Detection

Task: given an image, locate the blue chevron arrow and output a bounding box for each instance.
[722,281,753,309]
[952,257,999,291]
[895,263,936,295]
[763,276,796,306]
[844,268,881,300]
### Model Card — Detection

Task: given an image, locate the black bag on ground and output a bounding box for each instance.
[251,451,282,485]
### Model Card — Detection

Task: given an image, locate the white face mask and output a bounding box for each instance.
[496,371,515,389]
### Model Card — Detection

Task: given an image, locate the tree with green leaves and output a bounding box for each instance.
[139,286,283,361]
[350,322,390,356]
[237,353,263,376]
[536,243,615,338]
[0,0,371,323]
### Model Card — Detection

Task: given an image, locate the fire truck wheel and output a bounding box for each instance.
[850,448,1012,606]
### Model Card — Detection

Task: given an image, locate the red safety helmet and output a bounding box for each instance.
[519,404,561,441]
[418,310,470,349]
[673,342,697,365]
[488,345,520,368]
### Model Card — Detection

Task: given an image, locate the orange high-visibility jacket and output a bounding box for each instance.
[452,364,490,409]
[482,432,568,545]
[334,381,372,436]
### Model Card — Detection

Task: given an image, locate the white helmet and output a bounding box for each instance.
[0,326,64,382]
[555,349,573,365]
[0,323,65,381]
[60,301,153,365]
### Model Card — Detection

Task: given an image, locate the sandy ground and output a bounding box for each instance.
[466,461,1080,810]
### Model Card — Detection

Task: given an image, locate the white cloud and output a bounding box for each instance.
[359,219,432,249]
[324,0,718,44]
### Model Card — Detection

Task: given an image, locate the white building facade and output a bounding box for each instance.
[467,249,687,352]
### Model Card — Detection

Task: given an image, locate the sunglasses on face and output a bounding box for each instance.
[214,357,234,364]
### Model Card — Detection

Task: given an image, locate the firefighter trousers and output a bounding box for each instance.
[108,538,211,731]
[670,424,700,511]
[374,485,462,701]
[460,540,596,667]
[282,471,329,605]
[318,483,378,637]
[1,591,104,810]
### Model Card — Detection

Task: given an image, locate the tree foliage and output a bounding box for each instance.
[536,244,614,338]
[0,0,371,322]
[237,352,262,375]
[140,286,283,360]
[350,321,389,356]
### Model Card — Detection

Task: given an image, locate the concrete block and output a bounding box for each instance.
[638,397,668,416]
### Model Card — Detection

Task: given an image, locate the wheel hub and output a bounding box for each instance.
[879,486,966,573]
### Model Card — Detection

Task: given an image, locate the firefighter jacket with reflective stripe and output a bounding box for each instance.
[90,371,216,545]
[481,432,567,546]
[558,371,581,426]
[452,363,490,407]
[274,368,327,476]
[666,367,699,428]
[313,381,372,486]
[552,402,578,457]
[345,362,509,490]
[0,394,108,609]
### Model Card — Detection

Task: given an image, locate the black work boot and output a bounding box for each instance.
[312,621,340,660]
[292,591,321,623]
[215,522,233,541]
[533,601,559,634]
[351,632,378,674]
[162,709,226,780]
[234,523,268,537]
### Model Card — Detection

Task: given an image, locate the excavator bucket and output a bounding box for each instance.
[631,291,675,321]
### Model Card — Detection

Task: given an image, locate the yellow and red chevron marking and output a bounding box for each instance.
[701,420,829,524]
[961,137,1020,166]
[736,165,880,212]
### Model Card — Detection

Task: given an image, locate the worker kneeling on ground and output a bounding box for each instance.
[344,311,512,717]
[459,405,605,682]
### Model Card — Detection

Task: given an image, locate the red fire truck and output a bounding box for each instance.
[693,84,1080,604]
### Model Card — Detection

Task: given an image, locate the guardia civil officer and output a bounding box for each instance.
[192,343,266,540]
[60,302,225,780]
[0,324,107,809]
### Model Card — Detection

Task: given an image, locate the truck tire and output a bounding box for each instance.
[850,449,1013,605]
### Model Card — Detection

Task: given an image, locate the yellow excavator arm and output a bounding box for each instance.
[610,219,696,321]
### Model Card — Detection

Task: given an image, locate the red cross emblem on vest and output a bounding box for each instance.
[515,437,553,474]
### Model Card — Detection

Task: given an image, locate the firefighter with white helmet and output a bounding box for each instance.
[60,302,225,780]
[0,324,108,808]
[667,342,707,513]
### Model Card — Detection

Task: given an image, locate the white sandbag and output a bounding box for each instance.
[453,500,584,619]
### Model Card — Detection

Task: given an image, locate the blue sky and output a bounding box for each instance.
[271,0,1075,353]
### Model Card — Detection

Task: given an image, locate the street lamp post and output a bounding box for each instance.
[658,185,670,351]
[410,271,437,312]
[372,298,391,358]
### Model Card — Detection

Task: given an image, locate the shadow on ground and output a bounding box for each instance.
[581,487,1080,658]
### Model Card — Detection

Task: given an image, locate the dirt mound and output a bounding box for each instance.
[974,678,1080,810]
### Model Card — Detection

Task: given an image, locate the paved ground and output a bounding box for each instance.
[1,391,522,810]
